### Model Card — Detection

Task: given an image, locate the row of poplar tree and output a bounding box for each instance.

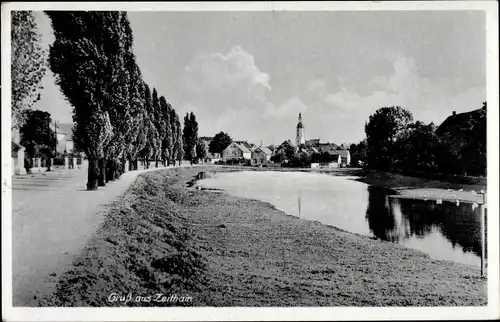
[45,11,201,190]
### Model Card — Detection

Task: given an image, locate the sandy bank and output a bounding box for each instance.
[355,170,487,204]
[39,166,486,307]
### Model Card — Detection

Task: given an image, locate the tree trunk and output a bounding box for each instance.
[115,160,121,178]
[155,157,159,168]
[112,160,119,180]
[119,158,126,177]
[128,158,133,171]
[134,159,138,170]
[106,161,111,183]
[167,159,170,166]
[98,158,106,186]
[106,160,115,182]
[87,158,99,191]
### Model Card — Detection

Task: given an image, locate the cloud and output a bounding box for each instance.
[301,79,328,106]
[265,97,307,119]
[178,49,484,146]
[300,54,486,143]
[179,46,281,142]
[184,45,271,107]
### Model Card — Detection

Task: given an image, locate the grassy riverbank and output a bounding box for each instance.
[39,166,486,307]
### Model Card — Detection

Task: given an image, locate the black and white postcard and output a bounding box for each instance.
[2,1,499,321]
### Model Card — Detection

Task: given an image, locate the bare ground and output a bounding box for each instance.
[355,170,486,204]
[38,166,487,307]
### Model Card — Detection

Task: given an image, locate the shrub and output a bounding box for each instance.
[24,156,32,171]
[53,156,65,166]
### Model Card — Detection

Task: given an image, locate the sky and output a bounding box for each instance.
[33,10,486,146]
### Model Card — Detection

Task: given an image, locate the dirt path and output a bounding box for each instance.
[11,166,169,306]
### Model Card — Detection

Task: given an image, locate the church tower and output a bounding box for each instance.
[296,113,305,147]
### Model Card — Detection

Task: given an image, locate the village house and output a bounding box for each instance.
[234,141,254,151]
[11,130,26,175]
[306,142,351,167]
[251,146,273,165]
[55,122,75,155]
[222,141,252,162]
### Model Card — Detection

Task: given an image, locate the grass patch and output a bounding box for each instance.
[39,166,487,307]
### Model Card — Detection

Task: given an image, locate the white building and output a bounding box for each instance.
[296,113,305,147]
[251,146,273,165]
[222,142,252,161]
[55,122,74,155]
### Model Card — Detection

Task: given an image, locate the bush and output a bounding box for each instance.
[218,158,247,165]
[53,156,65,166]
[24,157,32,171]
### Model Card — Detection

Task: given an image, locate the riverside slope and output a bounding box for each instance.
[40,166,487,307]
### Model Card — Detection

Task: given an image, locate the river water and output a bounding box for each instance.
[199,171,485,267]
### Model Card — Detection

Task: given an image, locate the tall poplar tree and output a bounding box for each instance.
[176,114,184,166]
[151,88,164,168]
[183,112,198,165]
[103,12,134,182]
[159,96,172,166]
[11,11,47,131]
[170,109,178,165]
[125,63,146,170]
[47,12,116,190]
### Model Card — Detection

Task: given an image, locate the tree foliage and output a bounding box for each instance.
[209,131,233,155]
[125,63,145,164]
[365,106,413,171]
[11,11,47,130]
[363,103,486,177]
[174,113,184,165]
[158,96,173,165]
[48,12,119,189]
[398,121,439,172]
[196,140,208,163]
[46,11,183,187]
[182,112,199,164]
[151,88,164,164]
[19,110,57,158]
[349,140,367,167]
[288,151,311,167]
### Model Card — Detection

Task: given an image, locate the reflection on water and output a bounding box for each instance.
[366,186,486,264]
[199,171,486,266]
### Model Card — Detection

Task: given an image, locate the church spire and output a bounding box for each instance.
[297,113,303,129]
[296,112,305,147]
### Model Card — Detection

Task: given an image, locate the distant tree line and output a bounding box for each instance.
[350,104,486,177]
[46,11,189,190]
